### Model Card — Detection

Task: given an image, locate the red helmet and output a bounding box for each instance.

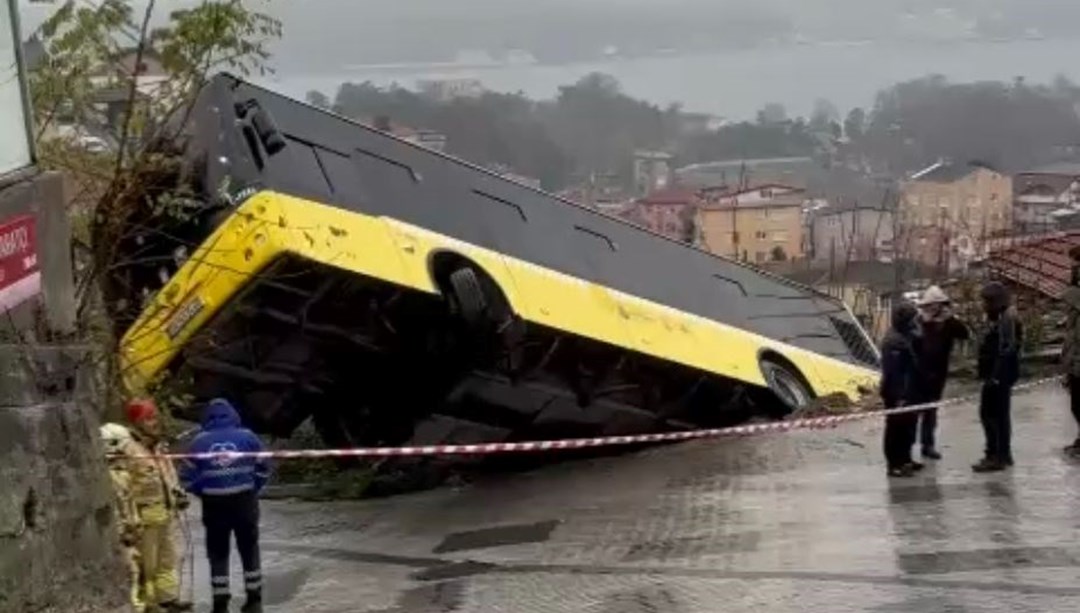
[125,398,158,424]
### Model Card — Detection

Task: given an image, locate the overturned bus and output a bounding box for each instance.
[115,74,880,450]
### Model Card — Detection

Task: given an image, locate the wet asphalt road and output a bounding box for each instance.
[178,383,1080,612]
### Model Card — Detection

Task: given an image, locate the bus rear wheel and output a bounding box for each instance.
[447,267,490,327]
[759,358,813,416]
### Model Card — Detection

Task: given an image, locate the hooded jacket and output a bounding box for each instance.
[179,399,269,497]
[977,282,1022,386]
[879,302,922,408]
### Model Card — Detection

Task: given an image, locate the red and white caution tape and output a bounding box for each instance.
[160,376,1061,462]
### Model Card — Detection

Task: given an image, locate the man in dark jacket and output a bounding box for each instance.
[1060,247,1080,457]
[880,301,923,477]
[180,398,270,613]
[974,282,1022,473]
[914,285,970,460]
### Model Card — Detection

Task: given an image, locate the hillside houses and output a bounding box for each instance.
[898,159,1012,271]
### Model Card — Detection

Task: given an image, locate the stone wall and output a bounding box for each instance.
[0,402,124,611]
[0,170,124,612]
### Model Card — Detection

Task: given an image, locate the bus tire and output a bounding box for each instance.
[448,267,490,326]
[759,358,813,415]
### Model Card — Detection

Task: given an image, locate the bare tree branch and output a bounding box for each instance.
[113,0,156,174]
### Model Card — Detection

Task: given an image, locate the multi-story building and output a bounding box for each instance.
[369,117,448,152]
[632,150,674,196]
[416,78,485,101]
[898,160,1012,269]
[696,186,805,263]
[1013,162,1080,233]
[558,177,632,216]
[676,156,815,191]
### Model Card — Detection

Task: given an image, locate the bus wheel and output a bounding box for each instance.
[447,267,490,327]
[759,358,813,415]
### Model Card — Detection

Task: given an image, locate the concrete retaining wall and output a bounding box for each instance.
[0,170,124,612]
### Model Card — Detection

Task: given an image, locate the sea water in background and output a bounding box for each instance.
[265,38,1080,119]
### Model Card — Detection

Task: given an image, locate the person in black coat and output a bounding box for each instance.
[880,301,924,478]
[1059,246,1080,457]
[973,281,1022,473]
[914,285,970,460]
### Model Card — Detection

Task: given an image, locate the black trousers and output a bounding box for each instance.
[1069,375,1080,440]
[979,382,1013,462]
[916,385,945,451]
[202,491,261,599]
[883,405,918,469]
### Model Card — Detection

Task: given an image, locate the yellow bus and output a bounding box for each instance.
[116,74,879,447]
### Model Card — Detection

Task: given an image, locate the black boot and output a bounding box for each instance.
[211,595,230,613]
[887,465,915,478]
[240,590,263,613]
[972,457,1006,473]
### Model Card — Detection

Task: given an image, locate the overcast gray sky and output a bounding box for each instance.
[17,0,1080,117]
[17,1,1080,70]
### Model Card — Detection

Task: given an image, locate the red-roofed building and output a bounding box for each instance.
[625,188,704,240]
[986,231,1080,298]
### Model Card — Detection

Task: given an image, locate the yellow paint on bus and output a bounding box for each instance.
[120,191,879,401]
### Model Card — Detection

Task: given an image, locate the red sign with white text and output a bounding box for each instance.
[0,215,40,313]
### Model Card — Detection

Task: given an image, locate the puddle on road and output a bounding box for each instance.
[623,531,763,562]
[898,546,1080,575]
[368,580,466,613]
[584,584,688,613]
[886,481,1014,505]
[433,519,561,554]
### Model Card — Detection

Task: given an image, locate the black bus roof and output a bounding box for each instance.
[187,73,876,367]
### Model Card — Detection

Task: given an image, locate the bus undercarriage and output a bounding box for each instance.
[171,254,789,449]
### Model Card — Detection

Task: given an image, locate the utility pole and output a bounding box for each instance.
[829,237,836,294]
[732,162,748,260]
[937,207,947,276]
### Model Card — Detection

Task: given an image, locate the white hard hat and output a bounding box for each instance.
[916,285,950,306]
[100,423,133,454]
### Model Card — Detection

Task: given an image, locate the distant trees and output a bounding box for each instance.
[678,118,818,163]
[756,103,789,125]
[315,71,1080,193]
[858,74,1080,173]
[843,107,867,142]
[306,90,331,109]
[809,98,841,137]
[325,72,662,190]
[541,73,670,183]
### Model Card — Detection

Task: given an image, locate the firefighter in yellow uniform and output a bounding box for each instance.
[101,423,147,613]
[124,399,193,613]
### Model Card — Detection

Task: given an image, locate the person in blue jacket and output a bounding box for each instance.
[180,398,270,613]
